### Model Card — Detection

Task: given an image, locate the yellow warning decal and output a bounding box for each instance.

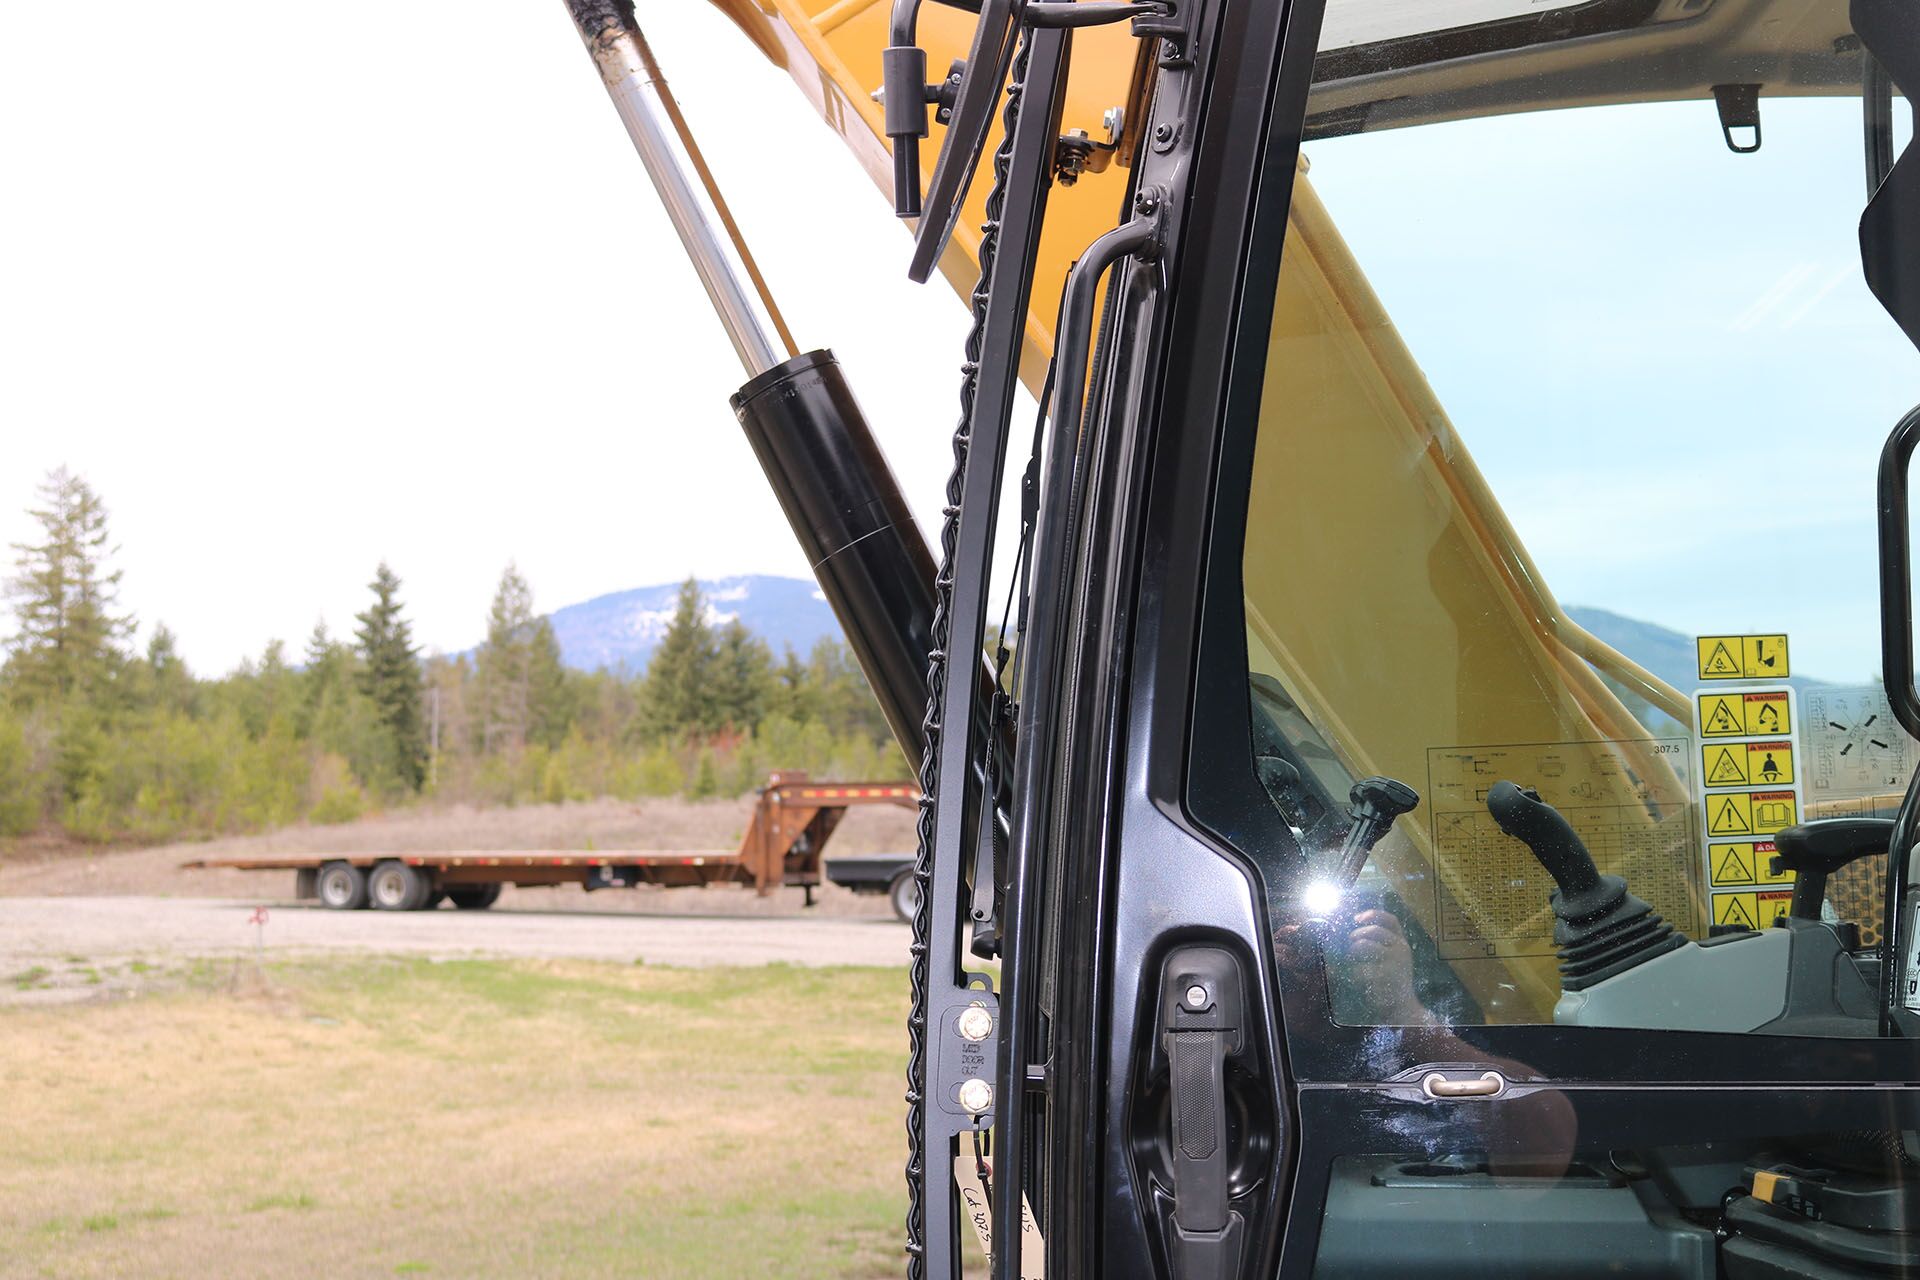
[1707,840,1797,887]
[1699,691,1792,736]
[1704,789,1799,837]
[1697,634,1790,681]
[1746,741,1793,785]
[1699,693,1745,737]
[1700,741,1794,788]
[1758,889,1793,927]
[1713,891,1759,929]
[1710,843,1757,885]
[1743,691,1790,735]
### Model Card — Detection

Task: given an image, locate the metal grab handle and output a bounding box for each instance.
[1876,405,1920,740]
[1421,1071,1505,1099]
[1049,202,1162,449]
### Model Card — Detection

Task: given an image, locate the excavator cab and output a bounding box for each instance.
[569,0,1920,1275]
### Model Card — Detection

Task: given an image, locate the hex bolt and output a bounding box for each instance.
[1153,122,1173,143]
[1102,106,1125,144]
[958,1077,994,1114]
[957,1005,994,1042]
[1184,983,1208,1010]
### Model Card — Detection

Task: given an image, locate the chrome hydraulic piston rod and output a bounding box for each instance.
[563,0,796,377]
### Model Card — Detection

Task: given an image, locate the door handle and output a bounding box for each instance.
[1159,947,1247,1280]
[1420,1070,1506,1099]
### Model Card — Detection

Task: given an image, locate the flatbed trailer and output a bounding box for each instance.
[182,773,918,912]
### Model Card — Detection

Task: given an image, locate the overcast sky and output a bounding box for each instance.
[5,5,1917,685]
[0,2,975,674]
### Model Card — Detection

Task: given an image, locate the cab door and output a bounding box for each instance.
[1038,0,1920,1275]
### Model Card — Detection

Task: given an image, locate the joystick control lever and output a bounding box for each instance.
[1328,776,1420,889]
[1771,819,1893,922]
[1486,781,1684,990]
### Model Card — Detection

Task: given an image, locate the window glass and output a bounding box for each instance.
[1238,0,1920,1033]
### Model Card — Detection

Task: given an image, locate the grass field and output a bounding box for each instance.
[0,958,910,1278]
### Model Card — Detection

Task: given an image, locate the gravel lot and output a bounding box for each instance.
[0,895,909,983]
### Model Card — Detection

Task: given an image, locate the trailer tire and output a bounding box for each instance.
[448,884,502,911]
[316,861,368,911]
[422,890,447,910]
[368,860,430,912]
[888,869,920,924]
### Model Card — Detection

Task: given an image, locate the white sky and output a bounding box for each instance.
[0,2,977,675]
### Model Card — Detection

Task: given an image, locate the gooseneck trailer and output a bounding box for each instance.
[183,774,917,915]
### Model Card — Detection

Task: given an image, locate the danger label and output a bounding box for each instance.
[1698,691,1791,738]
[1704,789,1798,837]
[1697,634,1790,681]
[1707,839,1794,887]
[1700,741,1794,788]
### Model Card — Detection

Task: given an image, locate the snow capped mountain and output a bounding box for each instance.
[543,575,840,673]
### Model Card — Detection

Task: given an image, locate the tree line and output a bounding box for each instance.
[0,467,906,844]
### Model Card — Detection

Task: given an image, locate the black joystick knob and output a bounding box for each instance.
[1330,776,1420,887]
[1771,819,1893,922]
[1485,780,1685,990]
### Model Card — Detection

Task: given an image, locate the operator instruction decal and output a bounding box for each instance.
[1693,680,1802,928]
[1425,738,1697,959]
[1696,634,1789,681]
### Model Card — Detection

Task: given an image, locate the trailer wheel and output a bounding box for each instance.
[368,860,430,911]
[316,861,368,911]
[448,884,502,911]
[888,869,920,924]
[422,890,447,910]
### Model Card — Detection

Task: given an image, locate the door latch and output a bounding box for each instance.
[1159,946,1246,1280]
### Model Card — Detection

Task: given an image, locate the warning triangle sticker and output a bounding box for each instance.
[1707,748,1746,785]
[1704,702,1741,734]
[1703,641,1741,676]
[1710,797,1752,835]
[1714,846,1755,883]
[1716,897,1757,929]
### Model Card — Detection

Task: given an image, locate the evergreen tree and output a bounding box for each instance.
[353,563,427,790]
[474,563,535,753]
[527,616,573,748]
[641,577,718,738]
[710,618,772,732]
[143,623,195,714]
[4,467,133,704]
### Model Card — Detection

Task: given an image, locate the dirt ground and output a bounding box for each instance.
[0,795,918,917]
[0,957,914,1279]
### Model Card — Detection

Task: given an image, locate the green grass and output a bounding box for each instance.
[0,957,911,1278]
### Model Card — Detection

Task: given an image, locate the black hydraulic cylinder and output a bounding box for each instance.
[731,349,937,764]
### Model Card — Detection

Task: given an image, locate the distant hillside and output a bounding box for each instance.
[533,579,1797,688]
[544,575,842,673]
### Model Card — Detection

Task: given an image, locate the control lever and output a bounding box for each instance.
[1771,819,1893,922]
[1327,776,1419,889]
[1158,947,1246,1280]
[1486,781,1684,989]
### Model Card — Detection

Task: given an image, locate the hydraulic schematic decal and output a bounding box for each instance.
[1696,633,1790,681]
[1693,679,1802,930]
[1803,685,1918,804]
[1426,739,1697,960]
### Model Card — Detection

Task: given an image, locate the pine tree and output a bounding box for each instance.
[527,616,573,748]
[353,563,427,790]
[641,577,718,739]
[474,563,535,753]
[4,467,133,704]
[710,618,772,732]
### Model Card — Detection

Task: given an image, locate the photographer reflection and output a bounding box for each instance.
[1277,895,1578,1178]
